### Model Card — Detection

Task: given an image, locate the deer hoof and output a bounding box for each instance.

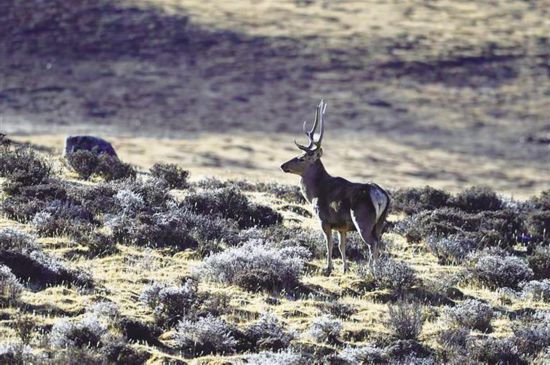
[322,266,333,276]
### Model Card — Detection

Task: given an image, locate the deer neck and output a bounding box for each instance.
[300,159,330,203]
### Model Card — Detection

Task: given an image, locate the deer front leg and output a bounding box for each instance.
[338,231,349,273]
[322,224,333,276]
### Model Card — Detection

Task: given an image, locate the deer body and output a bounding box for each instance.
[281,100,390,275]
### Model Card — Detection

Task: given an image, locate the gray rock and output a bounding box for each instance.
[64,135,118,157]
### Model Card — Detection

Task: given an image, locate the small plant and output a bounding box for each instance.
[427,234,477,264]
[31,199,95,238]
[195,240,308,292]
[521,280,550,302]
[466,336,525,364]
[50,316,109,349]
[527,245,550,279]
[447,299,493,331]
[182,187,282,228]
[149,163,189,189]
[66,150,136,181]
[307,314,342,343]
[13,314,35,345]
[392,186,451,215]
[0,342,35,364]
[372,258,417,291]
[0,145,51,194]
[338,345,385,364]
[139,280,198,327]
[386,301,424,340]
[80,232,119,257]
[450,186,502,212]
[245,313,295,351]
[245,349,303,364]
[467,249,533,289]
[0,265,23,304]
[173,314,237,355]
[513,311,550,357]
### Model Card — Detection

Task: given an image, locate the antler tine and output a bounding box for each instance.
[313,99,326,149]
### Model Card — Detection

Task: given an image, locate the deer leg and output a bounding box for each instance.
[338,231,349,273]
[350,205,378,273]
[322,224,333,276]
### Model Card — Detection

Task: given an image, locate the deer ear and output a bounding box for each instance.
[315,147,323,158]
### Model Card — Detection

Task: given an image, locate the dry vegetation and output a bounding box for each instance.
[0,136,548,364]
[0,0,549,363]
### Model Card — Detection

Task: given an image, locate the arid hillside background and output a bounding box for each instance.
[0,0,548,196]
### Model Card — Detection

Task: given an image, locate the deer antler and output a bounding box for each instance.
[295,100,327,151]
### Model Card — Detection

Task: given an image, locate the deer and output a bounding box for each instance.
[280,100,391,275]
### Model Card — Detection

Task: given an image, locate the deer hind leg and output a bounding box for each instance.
[322,224,334,276]
[350,204,378,272]
[338,231,349,273]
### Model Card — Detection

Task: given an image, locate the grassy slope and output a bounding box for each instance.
[0,162,548,364]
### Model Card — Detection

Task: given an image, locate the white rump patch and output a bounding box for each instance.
[370,187,388,221]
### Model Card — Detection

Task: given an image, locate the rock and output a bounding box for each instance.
[64,135,118,157]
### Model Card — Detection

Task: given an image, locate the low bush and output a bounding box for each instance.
[103,342,151,365]
[521,280,550,302]
[66,150,136,181]
[392,186,451,215]
[245,349,303,364]
[240,226,324,259]
[149,163,189,189]
[447,299,493,331]
[466,337,526,365]
[139,280,198,327]
[450,186,502,213]
[0,265,23,304]
[467,249,533,289]
[513,311,550,357]
[427,234,477,264]
[386,301,424,340]
[195,240,308,292]
[438,326,469,353]
[0,145,51,194]
[338,345,386,364]
[173,314,237,356]
[0,228,93,289]
[245,313,295,351]
[32,199,95,238]
[307,314,342,343]
[526,210,549,244]
[0,342,36,364]
[80,232,119,257]
[372,258,417,291]
[50,316,109,349]
[182,187,282,229]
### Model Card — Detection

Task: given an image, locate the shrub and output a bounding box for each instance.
[427,234,477,264]
[66,150,136,181]
[115,178,171,210]
[13,314,35,344]
[521,280,550,302]
[0,228,93,289]
[245,313,295,351]
[50,316,109,349]
[32,199,95,238]
[513,311,550,357]
[372,258,417,291]
[173,314,237,355]
[450,186,502,212]
[392,186,451,214]
[318,301,356,319]
[80,232,119,257]
[0,342,35,364]
[447,299,493,331]
[245,349,303,365]
[307,314,342,343]
[103,342,150,365]
[182,187,282,229]
[438,326,469,353]
[338,345,386,364]
[0,265,23,304]
[0,146,51,194]
[386,301,424,340]
[466,337,525,365]
[467,249,533,289]
[195,240,308,292]
[149,163,189,189]
[526,210,549,244]
[139,280,198,327]
[1,195,46,222]
[240,226,324,259]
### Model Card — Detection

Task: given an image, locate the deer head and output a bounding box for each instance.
[281,100,326,176]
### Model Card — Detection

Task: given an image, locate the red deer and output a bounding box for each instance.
[281,100,390,275]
